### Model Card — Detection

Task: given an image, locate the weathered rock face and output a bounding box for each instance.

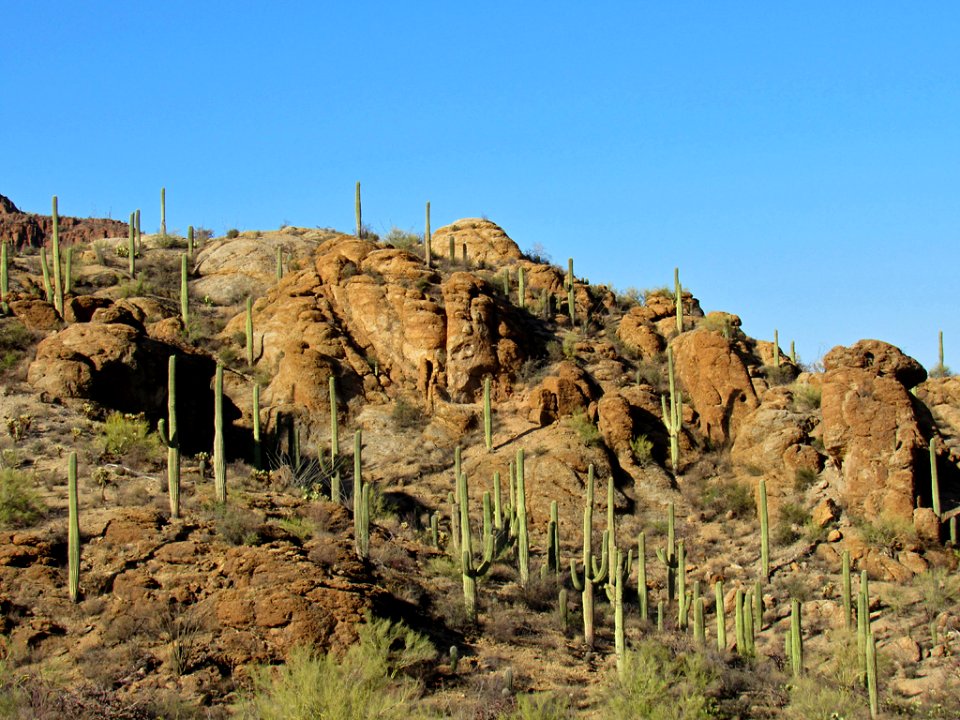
[0,193,128,249]
[670,328,759,445]
[227,236,532,426]
[915,376,960,462]
[731,387,822,515]
[617,308,665,358]
[821,340,928,521]
[431,218,523,267]
[527,361,597,426]
[192,228,344,305]
[26,316,215,451]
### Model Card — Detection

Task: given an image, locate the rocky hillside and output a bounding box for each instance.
[0,204,957,718]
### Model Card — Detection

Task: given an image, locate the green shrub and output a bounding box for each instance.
[790,382,822,411]
[568,411,601,447]
[235,615,435,720]
[383,228,421,252]
[216,505,263,546]
[630,434,654,466]
[604,638,720,719]
[0,318,35,374]
[226,228,240,239]
[498,693,574,720]
[700,479,755,519]
[774,502,810,546]
[794,466,818,491]
[854,514,917,553]
[101,411,162,464]
[0,468,46,529]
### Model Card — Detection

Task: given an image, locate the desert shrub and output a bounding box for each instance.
[215,505,263,546]
[643,286,674,303]
[498,692,573,720]
[567,411,601,447]
[634,355,667,393]
[704,479,755,519]
[630,434,654,466]
[154,233,186,249]
[929,363,952,379]
[194,226,214,243]
[699,314,736,340]
[115,273,154,299]
[0,318,35,374]
[915,567,960,615]
[790,382,822,411]
[774,501,810,546]
[392,397,427,431]
[853,514,917,553]
[793,466,819,491]
[383,227,421,251]
[761,364,794,386]
[782,674,869,720]
[226,228,240,239]
[101,412,162,464]
[0,468,46,529]
[522,242,552,265]
[603,638,720,719]
[235,615,435,720]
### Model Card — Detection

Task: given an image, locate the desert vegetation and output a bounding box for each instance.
[0,189,957,718]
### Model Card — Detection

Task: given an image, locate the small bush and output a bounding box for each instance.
[0,318,35,374]
[236,615,435,720]
[774,501,810,546]
[604,638,720,719]
[793,466,819,491]
[392,397,427,431]
[700,479,755,519]
[790,382,822,411]
[567,411,601,447]
[226,228,240,239]
[929,363,952,379]
[102,412,162,464]
[154,233,186,249]
[762,364,794,386]
[630,434,654,466]
[383,228,421,251]
[0,468,46,529]
[854,514,917,553]
[216,505,263,546]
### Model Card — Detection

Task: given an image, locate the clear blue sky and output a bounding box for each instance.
[3,3,958,370]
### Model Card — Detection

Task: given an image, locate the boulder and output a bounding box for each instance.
[670,328,759,444]
[617,309,664,358]
[821,341,927,522]
[431,218,523,267]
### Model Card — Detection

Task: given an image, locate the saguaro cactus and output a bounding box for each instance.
[842,549,853,630]
[276,247,283,281]
[661,348,682,475]
[252,382,262,470]
[570,465,608,647]
[773,329,781,368]
[355,182,362,238]
[930,437,941,518]
[128,212,136,278]
[424,201,432,268]
[759,478,770,579]
[51,197,64,316]
[40,247,53,303]
[245,297,254,366]
[187,225,195,255]
[788,599,803,677]
[180,254,189,326]
[866,630,879,718]
[516,448,530,585]
[715,580,726,651]
[158,355,181,518]
[68,451,80,602]
[1,241,9,312]
[674,267,682,334]
[458,471,494,621]
[517,266,525,309]
[656,501,677,602]
[547,500,561,576]
[354,430,370,559]
[483,377,493,451]
[213,362,226,503]
[637,531,648,620]
[64,247,72,296]
[614,549,625,676]
[329,376,340,502]
[160,187,167,236]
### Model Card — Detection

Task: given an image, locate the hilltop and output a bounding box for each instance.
[0,197,957,718]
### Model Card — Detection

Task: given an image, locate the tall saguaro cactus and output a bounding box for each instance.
[637,531,648,620]
[457,470,494,621]
[570,465,608,647]
[759,478,770,579]
[160,187,167,236]
[355,182,362,238]
[424,201,432,268]
[930,437,941,518]
[252,382,262,470]
[158,355,181,518]
[180,254,189,326]
[51,196,64,316]
[1,241,9,313]
[661,348,682,474]
[245,297,254,366]
[213,362,226,503]
[354,430,370,559]
[614,549,625,676]
[516,448,530,585]
[656,501,677,602]
[329,376,341,502]
[674,267,682,334]
[483,377,493,451]
[68,451,80,602]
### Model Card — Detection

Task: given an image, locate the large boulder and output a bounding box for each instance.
[670,328,759,445]
[431,218,523,267]
[821,340,928,521]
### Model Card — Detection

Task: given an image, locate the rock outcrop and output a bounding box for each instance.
[0,193,128,249]
[821,340,928,522]
[670,328,759,445]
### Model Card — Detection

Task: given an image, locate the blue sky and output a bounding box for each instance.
[3,3,957,370]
